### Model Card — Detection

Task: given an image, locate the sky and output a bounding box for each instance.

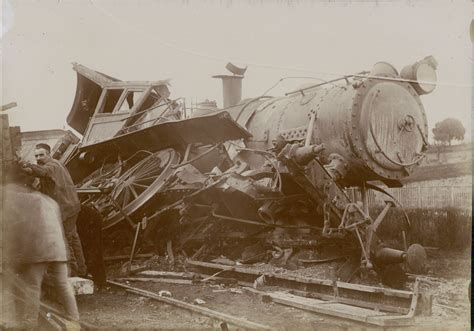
[1,0,472,143]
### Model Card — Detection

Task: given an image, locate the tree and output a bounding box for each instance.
[432,118,465,146]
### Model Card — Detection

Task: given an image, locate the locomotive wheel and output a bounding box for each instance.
[78,160,123,190]
[99,148,180,229]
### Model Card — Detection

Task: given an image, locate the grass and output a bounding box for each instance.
[402,161,472,184]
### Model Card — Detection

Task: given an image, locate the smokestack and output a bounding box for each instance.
[213,62,247,108]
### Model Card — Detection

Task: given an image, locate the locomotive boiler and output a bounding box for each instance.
[65,56,437,287]
[221,59,433,186]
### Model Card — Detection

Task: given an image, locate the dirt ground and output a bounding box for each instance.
[67,249,471,330]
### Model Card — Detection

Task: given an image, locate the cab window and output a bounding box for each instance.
[117,90,145,112]
[98,89,124,113]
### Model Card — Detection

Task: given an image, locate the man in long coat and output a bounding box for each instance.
[2,166,80,328]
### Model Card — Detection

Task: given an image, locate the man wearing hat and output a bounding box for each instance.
[21,143,86,277]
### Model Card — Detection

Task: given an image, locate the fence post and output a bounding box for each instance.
[418,186,421,209]
[450,187,454,208]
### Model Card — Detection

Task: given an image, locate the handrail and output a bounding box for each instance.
[118,98,184,134]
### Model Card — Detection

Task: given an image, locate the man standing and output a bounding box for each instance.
[22,143,86,277]
[2,165,80,328]
[77,203,107,288]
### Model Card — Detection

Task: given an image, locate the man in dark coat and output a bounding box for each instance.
[21,143,86,276]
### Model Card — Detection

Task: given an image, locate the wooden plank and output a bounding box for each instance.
[269,273,333,287]
[288,289,409,314]
[273,273,412,299]
[115,277,193,285]
[192,272,252,287]
[187,260,262,276]
[365,315,419,327]
[137,270,193,279]
[334,281,412,299]
[187,260,412,298]
[108,280,271,330]
[243,287,416,327]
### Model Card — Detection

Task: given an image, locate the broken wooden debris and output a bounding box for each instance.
[200,270,227,282]
[253,275,266,289]
[108,280,272,330]
[407,275,438,285]
[229,288,243,294]
[167,240,175,265]
[191,244,208,260]
[186,260,430,317]
[137,270,194,279]
[68,277,94,295]
[299,256,348,264]
[193,272,242,286]
[158,290,172,297]
[434,302,462,312]
[211,256,236,266]
[119,264,149,276]
[194,298,206,305]
[104,253,153,262]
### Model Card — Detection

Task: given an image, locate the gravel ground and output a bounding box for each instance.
[67,249,471,330]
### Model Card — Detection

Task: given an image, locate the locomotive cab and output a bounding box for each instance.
[67,63,176,147]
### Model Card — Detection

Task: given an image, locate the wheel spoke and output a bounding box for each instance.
[138,172,161,181]
[135,175,160,182]
[113,192,123,208]
[138,165,161,178]
[141,155,165,173]
[113,183,125,198]
[132,182,149,189]
[139,166,162,178]
[122,188,131,208]
[129,185,139,199]
[135,159,160,176]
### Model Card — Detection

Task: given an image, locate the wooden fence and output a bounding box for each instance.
[347,186,472,210]
[345,185,472,248]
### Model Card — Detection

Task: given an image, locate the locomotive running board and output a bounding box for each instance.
[186,260,432,327]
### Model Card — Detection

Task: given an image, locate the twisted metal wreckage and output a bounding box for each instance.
[54,57,438,325]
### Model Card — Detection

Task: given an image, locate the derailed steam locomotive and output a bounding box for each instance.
[62,57,437,287]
